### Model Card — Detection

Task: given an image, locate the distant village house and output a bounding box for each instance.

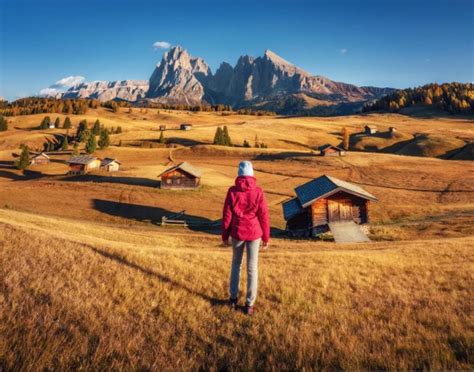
[159,125,166,131]
[101,158,121,172]
[158,161,202,189]
[282,175,377,238]
[67,155,101,175]
[389,126,397,133]
[180,123,192,131]
[30,152,50,165]
[364,125,377,135]
[318,144,346,157]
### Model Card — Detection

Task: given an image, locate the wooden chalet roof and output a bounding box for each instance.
[158,161,202,178]
[31,152,50,159]
[318,144,343,152]
[101,157,121,166]
[295,175,377,208]
[282,197,304,221]
[67,155,98,165]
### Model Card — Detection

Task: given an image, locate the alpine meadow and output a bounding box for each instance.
[0,0,473,370]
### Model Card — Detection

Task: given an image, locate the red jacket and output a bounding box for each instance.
[222,176,270,243]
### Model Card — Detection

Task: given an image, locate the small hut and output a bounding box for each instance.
[48,123,55,129]
[30,152,50,165]
[318,144,346,157]
[158,161,202,189]
[364,125,377,135]
[389,126,397,133]
[101,158,121,172]
[67,155,101,175]
[282,175,377,238]
[180,123,192,131]
[159,125,166,131]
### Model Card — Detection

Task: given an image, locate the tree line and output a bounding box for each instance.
[0,97,277,117]
[362,82,474,114]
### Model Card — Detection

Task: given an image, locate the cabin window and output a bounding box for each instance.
[176,179,181,184]
[166,179,171,184]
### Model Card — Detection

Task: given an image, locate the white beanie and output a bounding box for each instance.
[238,161,254,177]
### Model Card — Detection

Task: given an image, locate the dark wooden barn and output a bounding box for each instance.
[319,144,346,156]
[364,125,377,135]
[158,161,202,189]
[282,175,377,237]
[67,155,101,175]
[180,123,192,131]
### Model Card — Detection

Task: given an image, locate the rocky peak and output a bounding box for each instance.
[146,46,210,103]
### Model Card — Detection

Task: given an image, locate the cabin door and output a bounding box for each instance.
[328,200,353,222]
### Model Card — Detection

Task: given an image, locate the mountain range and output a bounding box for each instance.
[53,46,395,115]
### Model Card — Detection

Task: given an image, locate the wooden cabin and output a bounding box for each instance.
[282,175,377,237]
[48,123,55,129]
[318,144,346,157]
[389,126,397,133]
[158,161,202,189]
[101,158,121,172]
[30,152,50,165]
[67,155,101,175]
[180,123,192,131]
[159,125,166,131]
[364,125,377,135]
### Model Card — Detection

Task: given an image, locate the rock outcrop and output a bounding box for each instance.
[62,80,148,101]
[146,46,211,104]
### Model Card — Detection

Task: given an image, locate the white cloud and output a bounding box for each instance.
[39,87,62,96]
[50,75,85,89]
[39,75,86,97]
[340,48,348,54]
[153,41,171,50]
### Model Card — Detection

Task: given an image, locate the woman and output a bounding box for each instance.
[222,161,270,315]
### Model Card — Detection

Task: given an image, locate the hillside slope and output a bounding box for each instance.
[1,208,473,370]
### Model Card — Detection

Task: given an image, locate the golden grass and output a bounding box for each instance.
[0,110,473,369]
[1,208,473,370]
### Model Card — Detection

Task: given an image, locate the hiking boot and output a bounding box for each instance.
[244,304,254,316]
[229,298,238,310]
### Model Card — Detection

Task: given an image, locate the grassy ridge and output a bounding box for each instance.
[1,209,472,370]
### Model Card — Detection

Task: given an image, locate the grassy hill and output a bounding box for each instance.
[0,108,473,369]
[1,208,473,370]
[1,107,472,159]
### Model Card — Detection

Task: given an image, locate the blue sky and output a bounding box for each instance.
[0,0,472,101]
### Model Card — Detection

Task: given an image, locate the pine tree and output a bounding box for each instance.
[98,129,110,149]
[16,145,30,170]
[54,117,61,128]
[61,136,69,151]
[213,127,223,145]
[79,129,91,143]
[0,115,7,131]
[222,126,232,146]
[342,127,350,151]
[243,139,250,148]
[158,131,166,144]
[76,120,88,140]
[254,134,260,148]
[40,116,51,129]
[63,116,71,129]
[92,119,101,135]
[86,133,97,154]
[72,142,80,156]
[115,126,122,134]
